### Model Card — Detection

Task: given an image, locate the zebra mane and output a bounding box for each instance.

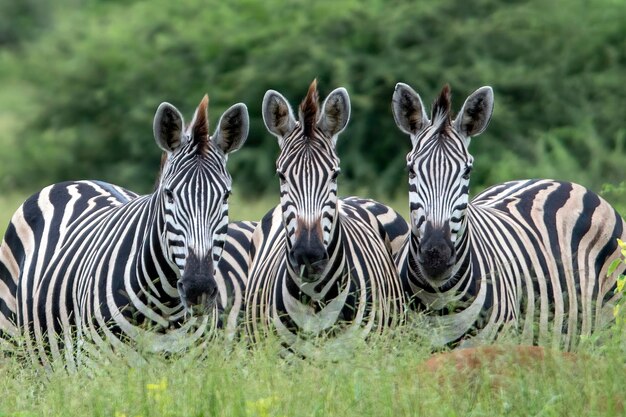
[188,94,210,156]
[431,84,452,133]
[299,79,319,139]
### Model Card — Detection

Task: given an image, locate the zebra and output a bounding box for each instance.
[0,94,249,367]
[391,82,626,350]
[153,152,258,341]
[244,80,406,355]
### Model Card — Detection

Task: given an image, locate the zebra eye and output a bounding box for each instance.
[462,165,472,180]
[277,171,286,183]
[408,167,417,180]
[331,169,341,182]
[223,190,232,204]
[164,189,175,204]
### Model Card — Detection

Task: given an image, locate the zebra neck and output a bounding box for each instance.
[135,195,181,302]
[285,221,348,302]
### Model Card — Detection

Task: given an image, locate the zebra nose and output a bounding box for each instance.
[418,223,455,280]
[178,276,218,307]
[288,229,328,271]
[289,245,327,267]
[178,252,218,313]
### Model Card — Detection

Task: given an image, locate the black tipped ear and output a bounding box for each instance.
[392,83,430,137]
[317,87,350,141]
[213,103,249,155]
[154,102,185,153]
[262,90,296,143]
[453,86,494,137]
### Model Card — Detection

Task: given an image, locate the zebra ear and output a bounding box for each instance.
[453,86,494,138]
[153,102,185,153]
[213,103,249,155]
[262,90,296,146]
[317,87,350,142]
[392,83,429,143]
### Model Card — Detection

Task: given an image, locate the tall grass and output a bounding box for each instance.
[1,324,625,417]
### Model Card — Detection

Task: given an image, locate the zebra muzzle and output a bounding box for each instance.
[418,222,456,281]
[294,257,329,282]
[288,226,329,281]
[177,278,218,315]
[177,252,219,315]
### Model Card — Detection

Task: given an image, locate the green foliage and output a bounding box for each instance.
[0,0,625,201]
[0,192,30,237]
[0,0,51,48]
[607,238,626,326]
[601,182,626,216]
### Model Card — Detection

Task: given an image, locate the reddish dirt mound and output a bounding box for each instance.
[418,345,623,413]
[420,345,576,375]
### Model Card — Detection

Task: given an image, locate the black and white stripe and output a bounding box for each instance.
[392,83,626,350]
[0,95,249,366]
[244,81,405,353]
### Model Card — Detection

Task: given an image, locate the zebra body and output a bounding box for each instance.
[217,220,256,339]
[245,201,404,352]
[0,96,249,366]
[342,196,409,259]
[392,83,626,349]
[244,81,405,353]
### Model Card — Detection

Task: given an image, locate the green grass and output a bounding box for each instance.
[1,326,625,417]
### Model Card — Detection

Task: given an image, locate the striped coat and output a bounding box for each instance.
[0,95,249,367]
[244,81,405,354]
[392,83,625,349]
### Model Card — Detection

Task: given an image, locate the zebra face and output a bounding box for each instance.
[276,141,341,281]
[392,83,493,283]
[154,96,248,315]
[263,80,350,282]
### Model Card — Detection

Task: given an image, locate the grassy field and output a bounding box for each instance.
[1,326,625,416]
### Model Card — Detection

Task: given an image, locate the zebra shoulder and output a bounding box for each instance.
[341,196,409,257]
[247,206,284,263]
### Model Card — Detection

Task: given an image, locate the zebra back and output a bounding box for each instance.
[342,196,409,258]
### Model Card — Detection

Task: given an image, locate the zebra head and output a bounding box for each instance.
[392,83,493,282]
[153,95,248,314]
[262,80,350,282]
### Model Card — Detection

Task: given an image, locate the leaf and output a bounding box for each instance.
[607,258,622,277]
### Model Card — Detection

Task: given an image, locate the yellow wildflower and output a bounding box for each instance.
[617,276,626,294]
[146,378,168,391]
[246,396,284,417]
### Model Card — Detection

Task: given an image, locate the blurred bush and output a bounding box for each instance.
[0,0,624,203]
